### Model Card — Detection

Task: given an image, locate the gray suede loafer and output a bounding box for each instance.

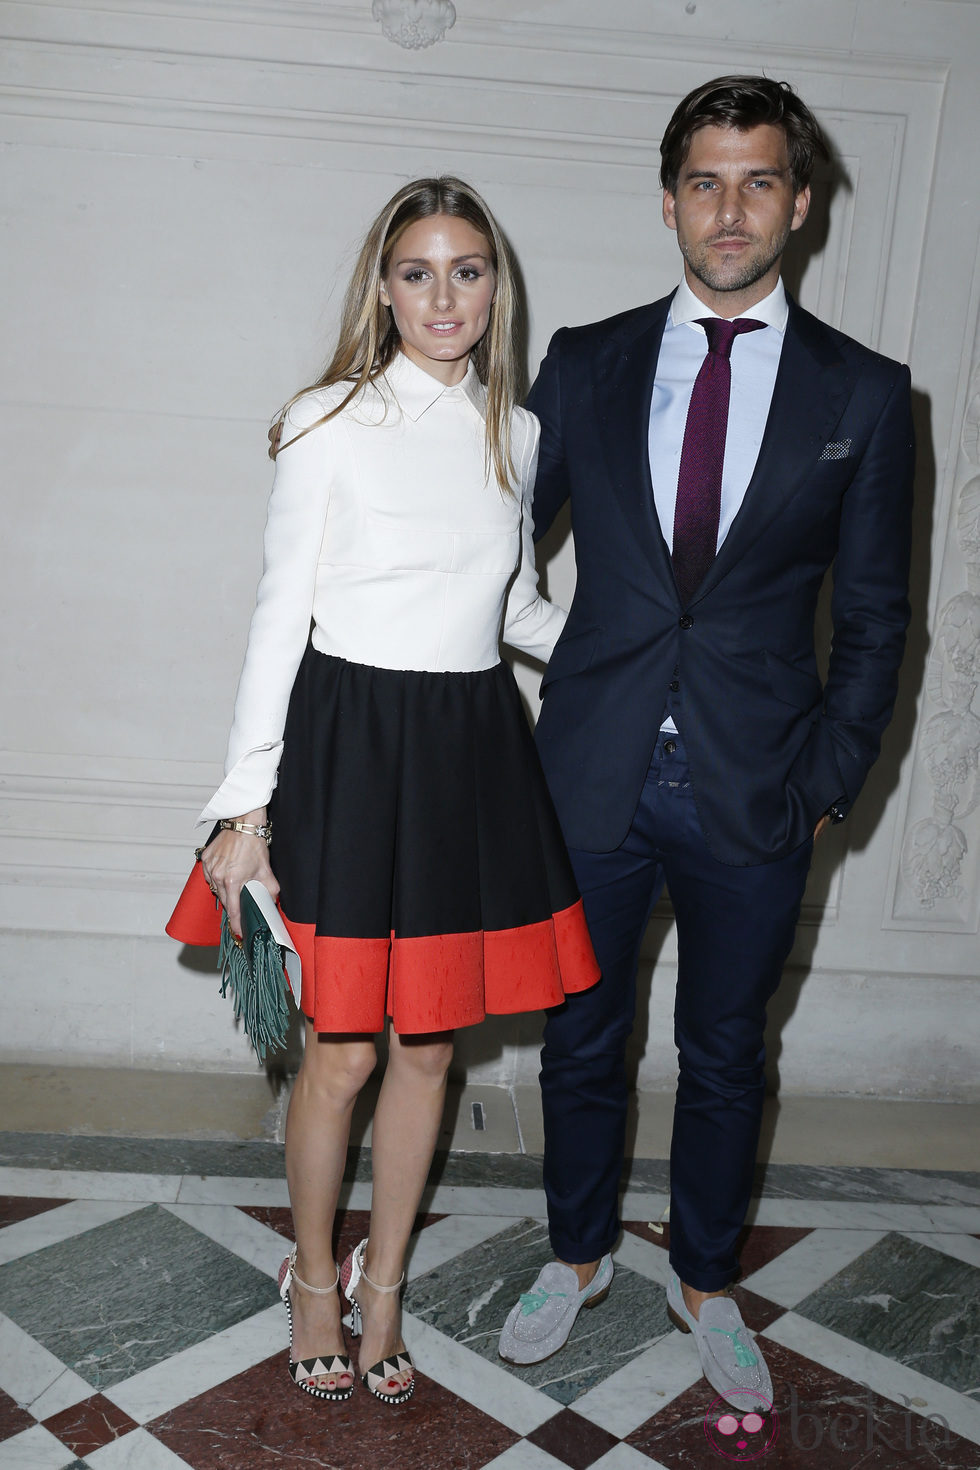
[498,1254,613,1365]
[666,1271,773,1410]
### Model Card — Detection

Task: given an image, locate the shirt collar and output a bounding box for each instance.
[381,349,487,422]
[669,276,788,334]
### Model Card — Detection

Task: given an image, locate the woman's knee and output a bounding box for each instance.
[299,1033,378,1104]
[388,1030,454,1082]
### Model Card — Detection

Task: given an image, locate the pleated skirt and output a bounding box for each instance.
[170,645,599,1035]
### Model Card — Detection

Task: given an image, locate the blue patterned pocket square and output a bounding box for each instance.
[819,439,852,460]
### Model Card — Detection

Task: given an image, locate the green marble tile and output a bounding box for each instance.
[0,1204,278,1389]
[794,1231,980,1393]
[404,1217,672,1405]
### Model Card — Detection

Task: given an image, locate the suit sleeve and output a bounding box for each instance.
[526,328,573,541]
[818,362,915,813]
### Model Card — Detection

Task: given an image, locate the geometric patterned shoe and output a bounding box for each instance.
[665,1270,773,1411]
[278,1247,355,1402]
[339,1237,415,1406]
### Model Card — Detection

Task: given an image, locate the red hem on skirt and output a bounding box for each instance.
[166,863,599,1035]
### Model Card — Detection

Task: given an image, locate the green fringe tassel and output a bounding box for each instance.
[218,906,291,1061]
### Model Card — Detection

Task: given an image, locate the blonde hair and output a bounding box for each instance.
[274,177,521,491]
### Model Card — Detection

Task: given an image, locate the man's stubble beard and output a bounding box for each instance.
[679,224,792,296]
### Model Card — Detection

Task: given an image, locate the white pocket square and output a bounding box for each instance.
[819,439,852,460]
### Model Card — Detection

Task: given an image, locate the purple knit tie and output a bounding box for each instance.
[671,316,765,605]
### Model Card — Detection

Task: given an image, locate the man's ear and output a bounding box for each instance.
[662,189,678,233]
[790,185,811,233]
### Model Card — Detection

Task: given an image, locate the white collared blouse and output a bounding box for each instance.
[201,351,563,824]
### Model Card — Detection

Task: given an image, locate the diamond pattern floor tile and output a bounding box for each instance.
[405,1219,672,1407]
[42,1394,138,1457]
[0,1387,34,1443]
[146,1351,519,1468]
[526,1407,621,1468]
[0,1204,278,1389]
[622,1222,814,1280]
[624,1335,979,1467]
[793,1231,980,1394]
[0,1197,73,1230]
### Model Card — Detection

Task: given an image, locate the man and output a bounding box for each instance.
[498,76,914,1409]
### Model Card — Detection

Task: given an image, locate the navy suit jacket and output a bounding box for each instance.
[529,292,915,865]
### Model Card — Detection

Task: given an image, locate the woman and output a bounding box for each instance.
[167,177,598,1406]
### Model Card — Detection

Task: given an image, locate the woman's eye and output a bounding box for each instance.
[455,267,481,282]
[403,268,428,283]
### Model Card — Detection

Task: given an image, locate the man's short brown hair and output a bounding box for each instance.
[660,75,830,194]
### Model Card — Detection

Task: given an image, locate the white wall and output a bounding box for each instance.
[1,0,978,1097]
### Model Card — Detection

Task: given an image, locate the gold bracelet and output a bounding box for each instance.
[218,819,273,845]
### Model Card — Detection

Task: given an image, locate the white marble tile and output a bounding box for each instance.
[740,1228,887,1307]
[0,1424,73,1470]
[86,1427,191,1469]
[572,1331,703,1438]
[173,1175,290,1207]
[481,1442,567,1470]
[900,1230,980,1270]
[0,1199,144,1266]
[591,1446,673,1470]
[762,1311,980,1447]
[613,1231,672,1285]
[104,1303,283,1423]
[620,1190,671,1223]
[0,1167,180,1203]
[401,1311,559,1437]
[420,1184,549,1218]
[0,1313,91,1414]
[162,1202,290,1277]
[21,1366,94,1422]
[746,1199,980,1232]
[405,1213,517,1279]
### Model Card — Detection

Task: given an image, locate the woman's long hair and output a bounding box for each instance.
[274,177,520,491]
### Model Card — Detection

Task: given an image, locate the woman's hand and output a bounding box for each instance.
[199,809,279,937]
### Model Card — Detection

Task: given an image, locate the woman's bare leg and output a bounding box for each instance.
[284,1023,377,1391]
[353,1027,454,1394]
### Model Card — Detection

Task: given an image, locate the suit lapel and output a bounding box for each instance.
[696,299,853,600]
[591,297,675,582]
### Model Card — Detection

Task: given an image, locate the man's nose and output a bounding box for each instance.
[716,188,745,226]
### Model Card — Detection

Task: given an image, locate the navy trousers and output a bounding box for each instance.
[540,731,813,1292]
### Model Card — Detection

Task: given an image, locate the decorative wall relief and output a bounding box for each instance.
[899,378,980,915]
[372,0,456,49]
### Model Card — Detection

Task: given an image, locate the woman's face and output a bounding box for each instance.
[380,213,496,385]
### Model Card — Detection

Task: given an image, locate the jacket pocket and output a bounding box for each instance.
[541,625,600,689]
[764,649,823,713]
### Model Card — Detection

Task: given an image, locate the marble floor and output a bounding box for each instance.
[0,1071,978,1469]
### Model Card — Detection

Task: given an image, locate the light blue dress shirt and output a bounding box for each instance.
[650,277,788,731]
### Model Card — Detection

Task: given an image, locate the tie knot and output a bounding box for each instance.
[697,316,766,359]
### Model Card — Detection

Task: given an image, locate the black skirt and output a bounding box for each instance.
[268,645,598,1034]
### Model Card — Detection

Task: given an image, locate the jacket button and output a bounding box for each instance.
[679,614,694,629]
[663,739,677,755]
[669,678,680,692]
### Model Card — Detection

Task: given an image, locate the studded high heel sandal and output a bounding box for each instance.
[278,1246,355,1401]
[339,1237,415,1405]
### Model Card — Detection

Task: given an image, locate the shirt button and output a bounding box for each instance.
[679,614,694,630]
[669,679,680,692]
[663,739,677,755]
